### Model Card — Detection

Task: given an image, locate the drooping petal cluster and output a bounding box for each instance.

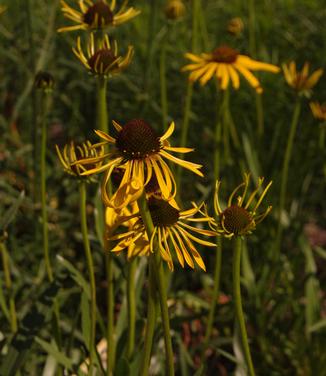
[310,101,326,122]
[182,45,280,93]
[212,173,272,238]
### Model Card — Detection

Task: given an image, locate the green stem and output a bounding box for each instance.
[139,258,157,376]
[233,237,255,376]
[248,0,257,58]
[160,29,168,131]
[127,258,137,359]
[97,77,108,134]
[0,242,17,333]
[202,237,222,349]
[79,182,96,375]
[256,93,264,139]
[275,98,301,260]
[40,91,52,282]
[137,194,174,376]
[96,75,115,375]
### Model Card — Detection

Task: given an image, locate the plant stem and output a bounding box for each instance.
[256,93,264,139]
[137,193,174,376]
[275,98,301,260]
[79,182,96,375]
[40,90,52,282]
[248,0,257,58]
[0,242,17,333]
[160,28,168,131]
[127,258,137,359]
[233,237,255,376]
[97,77,108,134]
[202,237,222,351]
[214,89,228,179]
[139,258,157,376]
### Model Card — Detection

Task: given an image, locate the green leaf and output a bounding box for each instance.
[35,337,74,370]
[308,318,326,334]
[115,356,130,376]
[56,255,90,299]
[242,133,260,183]
[0,276,10,322]
[0,191,25,231]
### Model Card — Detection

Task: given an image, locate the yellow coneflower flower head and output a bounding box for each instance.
[34,71,55,92]
[109,197,216,270]
[212,173,272,238]
[165,0,186,20]
[58,0,140,32]
[56,141,104,182]
[73,33,133,77]
[76,119,203,209]
[310,101,326,122]
[227,17,244,37]
[182,45,280,93]
[283,61,323,97]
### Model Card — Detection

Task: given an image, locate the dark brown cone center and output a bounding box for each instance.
[148,198,180,227]
[83,1,113,27]
[211,46,238,63]
[221,205,252,234]
[116,119,161,160]
[88,49,117,72]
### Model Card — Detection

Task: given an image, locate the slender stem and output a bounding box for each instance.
[40,91,52,282]
[79,182,96,375]
[248,0,257,58]
[127,258,137,359]
[160,29,168,131]
[275,98,301,260]
[137,193,174,376]
[233,237,255,376]
[97,77,108,134]
[139,258,157,376]
[214,89,228,179]
[202,237,222,350]
[0,242,17,333]
[256,93,264,139]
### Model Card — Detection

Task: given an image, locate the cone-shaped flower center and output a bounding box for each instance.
[211,46,238,63]
[148,198,180,227]
[83,1,113,27]
[88,49,117,72]
[116,119,161,160]
[221,205,252,234]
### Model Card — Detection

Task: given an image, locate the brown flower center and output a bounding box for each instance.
[83,1,113,28]
[221,205,252,235]
[88,49,117,73]
[148,198,180,227]
[211,46,238,63]
[116,119,161,160]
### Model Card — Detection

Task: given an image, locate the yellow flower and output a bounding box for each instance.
[58,0,140,32]
[76,119,203,209]
[73,33,133,77]
[227,17,244,37]
[283,61,323,96]
[182,45,280,93]
[165,0,186,20]
[109,197,216,271]
[310,101,326,122]
[212,173,272,238]
[56,141,104,181]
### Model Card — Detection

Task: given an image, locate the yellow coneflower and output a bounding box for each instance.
[108,197,216,271]
[56,141,104,181]
[283,61,323,96]
[34,71,55,92]
[227,17,244,37]
[212,173,272,238]
[58,0,140,33]
[73,33,133,77]
[76,119,203,209]
[165,0,186,20]
[182,45,280,93]
[310,101,326,122]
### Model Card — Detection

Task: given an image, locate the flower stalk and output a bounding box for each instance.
[79,181,97,374]
[275,97,301,259]
[233,236,255,376]
[127,258,137,359]
[0,242,17,333]
[137,193,174,376]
